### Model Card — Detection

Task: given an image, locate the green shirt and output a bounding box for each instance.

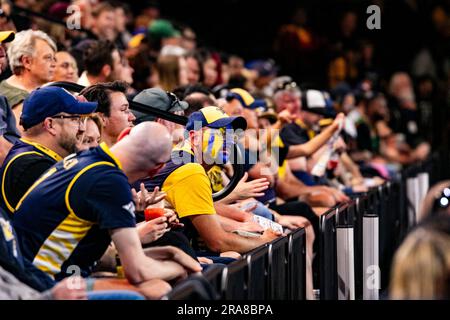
[0,80,29,108]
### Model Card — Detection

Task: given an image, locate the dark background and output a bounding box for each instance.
[129,0,434,70]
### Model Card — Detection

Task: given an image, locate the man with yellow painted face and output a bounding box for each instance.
[140,106,281,255]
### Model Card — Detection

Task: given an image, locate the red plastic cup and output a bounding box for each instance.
[144,208,165,221]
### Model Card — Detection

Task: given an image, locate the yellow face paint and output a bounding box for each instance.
[202,127,233,164]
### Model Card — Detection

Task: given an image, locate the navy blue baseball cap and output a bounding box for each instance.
[20,87,98,130]
[225,88,266,110]
[185,106,247,131]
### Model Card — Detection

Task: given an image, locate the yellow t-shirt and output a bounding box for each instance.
[162,162,215,219]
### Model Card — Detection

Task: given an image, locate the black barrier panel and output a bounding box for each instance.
[319,208,338,300]
[221,258,248,300]
[166,275,219,300]
[246,245,269,300]
[288,228,306,300]
[378,182,399,292]
[203,264,226,300]
[268,236,289,299]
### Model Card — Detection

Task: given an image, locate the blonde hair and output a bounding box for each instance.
[7,29,57,75]
[390,227,450,300]
[156,55,181,92]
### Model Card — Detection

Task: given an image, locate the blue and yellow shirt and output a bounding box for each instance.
[12,143,136,280]
[0,138,62,216]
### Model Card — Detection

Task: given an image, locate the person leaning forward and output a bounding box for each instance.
[13,122,201,287]
[0,86,96,216]
[139,106,281,256]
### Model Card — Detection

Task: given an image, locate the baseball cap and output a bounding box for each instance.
[0,31,14,43]
[226,88,266,110]
[132,88,189,122]
[148,19,180,39]
[246,59,278,77]
[20,87,97,130]
[186,106,247,131]
[301,90,337,117]
[255,104,278,124]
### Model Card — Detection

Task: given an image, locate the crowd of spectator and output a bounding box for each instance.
[0,0,448,300]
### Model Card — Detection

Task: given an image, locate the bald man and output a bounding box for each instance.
[13,122,201,286]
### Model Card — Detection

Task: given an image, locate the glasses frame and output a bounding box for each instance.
[50,114,92,127]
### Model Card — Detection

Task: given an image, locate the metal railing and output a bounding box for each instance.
[165,154,442,300]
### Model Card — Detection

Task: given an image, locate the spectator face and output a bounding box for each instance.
[342,93,355,114]
[28,39,56,83]
[181,28,196,51]
[222,99,244,117]
[52,113,87,155]
[0,43,7,74]
[228,56,244,78]
[77,118,101,151]
[368,96,389,120]
[95,10,116,40]
[103,91,136,140]
[109,50,123,81]
[54,52,78,83]
[119,56,134,84]
[203,58,218,87]
[115,7,127,33]
[276,91,301,115]
[186,56,200,84]
[258,117,272,129]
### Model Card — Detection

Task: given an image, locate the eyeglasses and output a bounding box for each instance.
[51,114,91,127]
[42,54,56,63]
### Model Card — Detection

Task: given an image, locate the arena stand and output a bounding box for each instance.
[164,153,444,300]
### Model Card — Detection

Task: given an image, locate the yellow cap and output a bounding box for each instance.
[0,31,15,44]
[229,88,255,108]
[128,33,145,48]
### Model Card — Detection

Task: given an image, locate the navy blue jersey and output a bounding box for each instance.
[13,143,136,280]
[0,138,61,215]
[0,208,55,291]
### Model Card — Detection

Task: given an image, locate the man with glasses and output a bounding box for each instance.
[0,86,97,216]
[81,81,136,147]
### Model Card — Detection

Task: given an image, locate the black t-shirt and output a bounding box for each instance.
[280,122,310,147]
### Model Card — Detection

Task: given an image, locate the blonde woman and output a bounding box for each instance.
[154,55,188,92]
[390,216,450,300]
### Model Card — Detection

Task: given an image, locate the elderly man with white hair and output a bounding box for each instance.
[0,29,57,126]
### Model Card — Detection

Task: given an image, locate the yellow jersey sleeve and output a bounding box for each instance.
[162,163,216,219]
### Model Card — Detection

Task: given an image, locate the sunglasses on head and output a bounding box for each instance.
[432,186,450,213]
[166,91,181,109]
[274,80,298,93]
